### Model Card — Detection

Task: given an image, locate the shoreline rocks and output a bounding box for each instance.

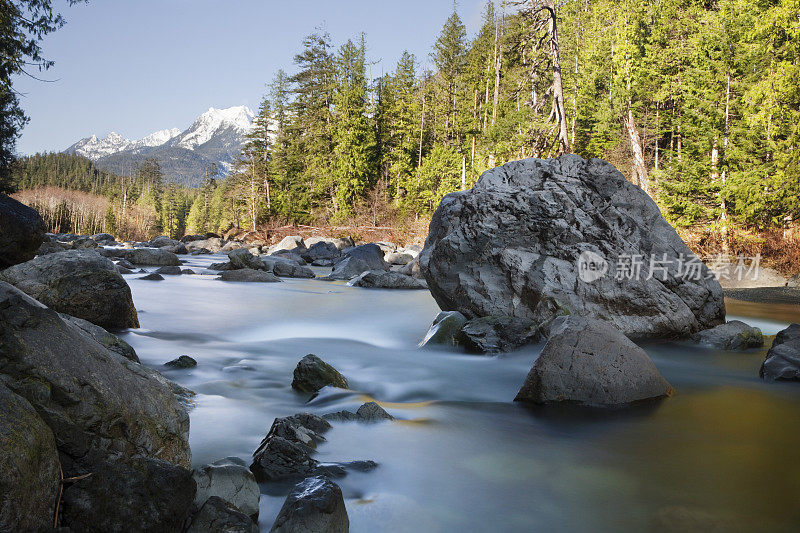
[347,270,427,290]
[692,320,763,350]
[0,193,46,268]
[760,324,800,381]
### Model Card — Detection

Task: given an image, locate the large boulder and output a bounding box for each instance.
[0,249,139,329]
[273,235,306,254]
[149,235,180,248]
[61,456,196,533]
[292,354,349,393]
[308,241,340,262]
[0,281,191,473]
[420,155,725,339]
[0,193,46,269]
[192,457,260,521]
[228,248,267,271]
[187,496,258,533]
[347,270,427,290]
[305,236,354,251]
[262,256,315,278]
[760,324,800,381]
[59,313,140,362]
[250,414,331,483]
[270,476,349,533]
[219,268,281,283]
[0,383,61,531]
[514,316,674,406]
[125,247,181,266]
[692,320,763,350]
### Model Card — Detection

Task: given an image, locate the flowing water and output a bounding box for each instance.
[118,254,800,532]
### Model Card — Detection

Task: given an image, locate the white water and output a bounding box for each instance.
[119,254,800,532]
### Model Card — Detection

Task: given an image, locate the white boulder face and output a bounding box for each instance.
[420,155,725,340]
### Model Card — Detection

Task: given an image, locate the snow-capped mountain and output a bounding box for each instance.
[64,106,254,186]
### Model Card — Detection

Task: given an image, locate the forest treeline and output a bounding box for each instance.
[9,0,800,241]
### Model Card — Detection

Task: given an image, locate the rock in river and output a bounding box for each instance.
[270,476,349,533]
[324,401,395,423]
[187,496,258,533]
[228,248,267,271]
[166,355,198,368]
[0,383,61,531]
[292,354,349,393]
[418,311,468,348]
[419,155,725,339]
[460,316,539,353]
[193,457,260,522]
[347,269,427,290]
[327,243,389,281]
[250,414,331,482]
[219,268,281,283]
[0,193,46,269]
[692,320,763,350]
[125,247,181,266]
[760,324,800,381]
[514,316,674,406]
[0,249,139,329]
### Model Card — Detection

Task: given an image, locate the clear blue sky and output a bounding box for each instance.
[14,0,489,155]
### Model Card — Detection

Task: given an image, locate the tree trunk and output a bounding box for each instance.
[625,106,649,195]
[491,2,504,128]
[545,2,570,154]
[418,94,426,168]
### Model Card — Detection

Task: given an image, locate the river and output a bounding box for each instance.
[118,254,800,532]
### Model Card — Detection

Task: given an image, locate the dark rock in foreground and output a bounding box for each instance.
[347,270,427,290]
[692,320,763,350]
[292,354,349,393]
[420,155,725,339]
[514,316,674,406]
[166,355,198,368]
[760,324,800,381]
[270,476,349,533]
[187,496,258,533]
[0,383,60,531]
[0,249,139,329]
[62,456,195,533]
[250,414,330,483]
[0,193,46,269]
[461,316,539,353]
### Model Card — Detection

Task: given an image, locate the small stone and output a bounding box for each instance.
[292,354,349,393]
[760,323,800,381]
[139,273,164,281]
[155,265,183,275]
[165,355,197,369]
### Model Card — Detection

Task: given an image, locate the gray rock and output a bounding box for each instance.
[219,268,281,283]
[117,266,134,274]
[62,456,196,533]
[182,269,196,275]
[292,354,349,393]
[419,155,725,339]
[760,324,800,381]
[165,355,198,368]
[0,249,139,329]
[384,251,414,265]
[375,241,396,253]
[0,194,46,268]
[397,256,423,278]
[193,457,260,521]
[327,243,389,281]
[90,233,116,243]
[263,256,315,278]
[228,248,267,271]
[125,247,181,266]
[187,496,258,533]
[71,236,99,249]
[273,235,306,254]
[514,316,674,405]
[250,414,331,483]
[324,402,394,423]
[163,243,189,255]
[270,250,309,265]
[305,236,354,251]
[0,383,60,531]
[692,320,763,350]
[210,261,232,270]
[461,316,539,353]
[270,476,349,533]
[139,272,164,281]
[60,313,140,362]
[150,235,180,248]
[0,282,191,473]
[221,241,246,252]
[116,258,135,269]
[308,241,340,261]
[186,238,224,253]
[347,270,427,290]
[181,234,207,243]
[418,311,468,348]
[155,265,183,275]
[36,240,71,255]
[312,259,334,267]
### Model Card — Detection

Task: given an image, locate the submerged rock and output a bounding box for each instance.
[166,355,198,369]
[692,320,763,350]
[514,316,674,406]
[187,496,258,533]
[461,316,539,353]
[193,457,260,522]
[760,324,800,381]
[270,476,349,533]
[324,402,395,423]
[418,311,468,348]
[139,272,164,281]
[419,155,725,339]
[0,383,61,531]
[0,193,46,268]
[155,265,183,275]
[219,268,281,283]
[0,281,191,473]
[292,354,349,393]
[347,270,427,290]
[62,456,196,533]
[0,249,139,329]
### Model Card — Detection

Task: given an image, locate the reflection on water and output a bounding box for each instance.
[119,255,800,532]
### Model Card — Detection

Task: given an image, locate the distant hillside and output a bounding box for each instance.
[64,106,254,187]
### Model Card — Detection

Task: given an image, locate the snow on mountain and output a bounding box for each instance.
[67,132,134,160]
[134,128,182,149]
[174,106,254,150]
